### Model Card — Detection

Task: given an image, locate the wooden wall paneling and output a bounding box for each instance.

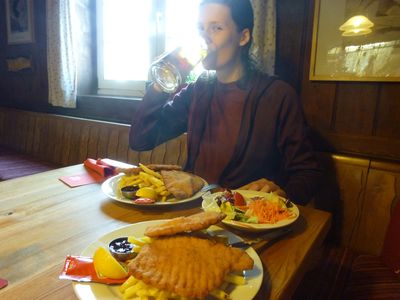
[138,150,153,165]
[12,112,22,152]
[2,114,11,146]
[4,108,14,148]
[276,0,309,90]
[44,117,58,163]
[116,128,130,163]
[97,125,110,159]
[25,115,37,155]
[51,118,66,165]
[60,122,73,166]
[37,116,50,161]
[32,115,43,157]
[4,112,15,149]
[0,110,5,141]
[332,155,369,247]
[325,133,400,161]
[178,135,188,167]
[14,113,27,153]
[127,149,140,166]
[351,161,399,255]
[78,124,91,163]
[150,143,167,164]
[87,126,100,159]
[164,135,183,165]
[301,81,336,132]
[106,129,120,160]
[65,121,82,165]
[334,83,379,135]
[22,113,32,153]
[375,84,400,138]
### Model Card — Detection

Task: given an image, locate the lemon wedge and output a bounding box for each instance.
[136,187,158,200]
[93,247,129,279]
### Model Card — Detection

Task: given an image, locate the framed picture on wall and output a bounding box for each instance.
[310,0,400,82]
[5,0,34,45]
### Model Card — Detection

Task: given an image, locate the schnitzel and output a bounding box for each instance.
[128,235,254,298]
[145,211,226,237]
[160,169,205,199]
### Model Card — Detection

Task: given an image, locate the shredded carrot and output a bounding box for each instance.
[247,199,292,224]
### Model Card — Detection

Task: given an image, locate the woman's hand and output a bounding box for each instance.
[152,82,163,93]
[239,178,287,198]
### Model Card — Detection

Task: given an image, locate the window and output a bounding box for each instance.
[97,0,201,97]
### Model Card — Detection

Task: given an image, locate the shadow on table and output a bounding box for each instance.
[99,196,204,222]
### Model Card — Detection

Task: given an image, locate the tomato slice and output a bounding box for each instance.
[233,192,246,206]
[133,198,156,204]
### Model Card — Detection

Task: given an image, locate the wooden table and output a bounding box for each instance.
[0,165,331,300]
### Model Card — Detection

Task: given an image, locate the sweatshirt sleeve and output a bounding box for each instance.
[129,84,194,151]
[276,85,323,205]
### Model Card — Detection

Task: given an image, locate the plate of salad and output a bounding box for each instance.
[202,189,299,232]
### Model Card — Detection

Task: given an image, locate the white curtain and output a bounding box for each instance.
[251,0,276,75]
[46,0,77,108]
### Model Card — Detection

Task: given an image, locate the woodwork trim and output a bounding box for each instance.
[322,132,400,162]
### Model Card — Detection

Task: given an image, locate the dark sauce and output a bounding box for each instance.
[109,237,133,254]
[121,185,139,199]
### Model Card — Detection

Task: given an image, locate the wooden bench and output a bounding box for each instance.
[294,154,400,299]
[0,107,187,181]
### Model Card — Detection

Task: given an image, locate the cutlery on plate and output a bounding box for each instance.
[230,228,292,249]
[200,183,221,193]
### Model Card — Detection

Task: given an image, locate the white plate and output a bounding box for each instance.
[101,174,208,207]
[72,220,263,300]
[202,190,300,232]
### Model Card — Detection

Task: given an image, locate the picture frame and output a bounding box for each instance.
[309,0,400,82]
[5,0,34,45]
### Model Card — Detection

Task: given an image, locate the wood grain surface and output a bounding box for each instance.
[0,107,187,168]
[0,165,331,300]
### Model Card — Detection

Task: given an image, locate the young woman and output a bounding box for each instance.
[129,0,321,205]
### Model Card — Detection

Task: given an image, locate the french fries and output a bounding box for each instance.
[118,163,171,201]
[119,274,245,300]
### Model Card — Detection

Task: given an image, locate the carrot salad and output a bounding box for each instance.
[246,198,292,224]
[212,190,294,224]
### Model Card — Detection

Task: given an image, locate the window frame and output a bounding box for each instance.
[96,0,168,97]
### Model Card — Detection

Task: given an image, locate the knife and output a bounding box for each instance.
[230,228,292,249]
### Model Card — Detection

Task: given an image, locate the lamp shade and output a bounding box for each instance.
[341,27,372,36]
[339,15,374,36]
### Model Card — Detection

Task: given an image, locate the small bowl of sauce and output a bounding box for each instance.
[109,237,136,262]
[120,185,139,199]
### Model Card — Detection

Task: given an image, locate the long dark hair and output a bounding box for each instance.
[199,0,254,70]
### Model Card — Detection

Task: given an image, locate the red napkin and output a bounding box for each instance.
[83,158,136,177]
[84,158,116,177]
[60,158,136,188]
[59,172,104,187]
[0,278,8,289]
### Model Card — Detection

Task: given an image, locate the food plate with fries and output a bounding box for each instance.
[101,171,208,207]
[72,220,263,300]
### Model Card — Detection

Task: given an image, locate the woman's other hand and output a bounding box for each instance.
[239,178,287,198]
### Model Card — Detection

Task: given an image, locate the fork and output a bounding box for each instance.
[230,228,292,249]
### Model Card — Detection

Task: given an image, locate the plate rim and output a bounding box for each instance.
[101,173,208,207]
[72,220,264,300]
[203,189,300,231]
